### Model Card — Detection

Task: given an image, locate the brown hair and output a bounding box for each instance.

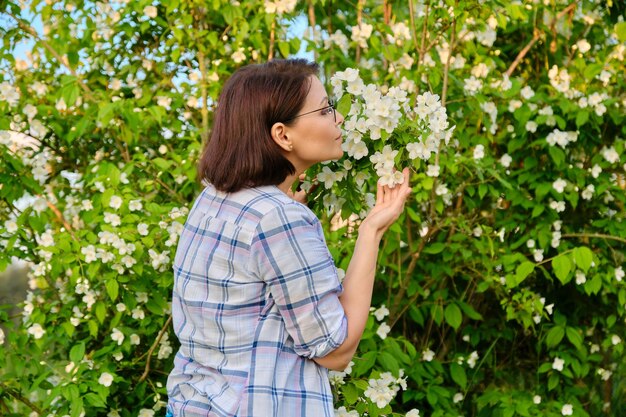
[198,59,320,193]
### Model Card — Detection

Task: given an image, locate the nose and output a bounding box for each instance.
[335,109,345,125]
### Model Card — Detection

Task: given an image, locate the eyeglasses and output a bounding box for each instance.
[284,99,336,123]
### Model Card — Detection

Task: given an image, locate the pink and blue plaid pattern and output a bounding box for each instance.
[167,184,347,417]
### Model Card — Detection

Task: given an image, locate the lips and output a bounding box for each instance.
[335,134,342,141]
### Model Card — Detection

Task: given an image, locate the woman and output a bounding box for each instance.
[166,59,411,417]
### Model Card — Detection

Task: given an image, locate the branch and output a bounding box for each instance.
[137,314,173,384]
[268,19,276,60]
[46,200,77,241]
[505,27,541,78]
[562,233,626,245]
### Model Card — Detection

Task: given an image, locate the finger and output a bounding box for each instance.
[376,181,382,204]
[293,189,307,203]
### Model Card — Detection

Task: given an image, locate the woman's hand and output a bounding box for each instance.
[360,168,412,239]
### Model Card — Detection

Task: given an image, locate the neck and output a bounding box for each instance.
[277,171,301,195]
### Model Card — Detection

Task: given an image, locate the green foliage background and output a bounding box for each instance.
[0,0,625,416]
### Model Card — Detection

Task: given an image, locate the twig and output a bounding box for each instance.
[562,233,626,245]
[441,0,457,106]
[505,27,541,78]
[46,200,77,241]
[138,315,173,383]
[268,19,276,60]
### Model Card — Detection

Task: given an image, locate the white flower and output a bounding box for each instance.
[129,200,143,211]
[467,351,479,368]
[104,212,121,226]
[376,322,391,339]
[453,392,464,403]
[28,323,45,339]
[552,178,567,193]
[520,86,535,100]
[132,307,145,320]
[98,372,114,387]
[231,48,246,64]
[500,154,512,168]
[351,23,373,48]
[552,357,564,371]
[23,103,38,120]
[525,121,538,133]
[473,144,485,160]
[109,195,123,210]
[156,95,172,110]
[422,349,435,362]
[581,184,594,200]
[426,164,440,177]
[81,245,97,263]
[590,164,602,178]
[576,39,591,53]
[533,249,544,263]
[615,267,624,282]
[317,166,338,189]
[137,223,149,236]
[373,305,389,321]
[406,409,420,417]
[116,303,126,312]
[575,270,586,285]
[37,230,54,247]
[561,404,573,416]
[138,410,155,417]
[130,334,140,345]
[0,82,21,106]
[111,328,124,345]
[533,395,541,404]
[611,335,621,345]
[4,219,18,233]
[143,5,157,18]
[601,146,620,164]
[334,406,359,417]
[549,200,566,213]
[0,328,4,345]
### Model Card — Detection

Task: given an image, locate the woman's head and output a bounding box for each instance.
[198,59,344,193]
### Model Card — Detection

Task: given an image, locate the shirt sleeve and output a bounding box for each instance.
[249,202,348,359]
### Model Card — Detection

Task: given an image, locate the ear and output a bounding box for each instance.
[270,122,293,152]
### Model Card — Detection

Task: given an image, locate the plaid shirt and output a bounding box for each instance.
[167,184,347,417]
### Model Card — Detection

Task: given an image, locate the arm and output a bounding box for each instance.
[313,168,411,371]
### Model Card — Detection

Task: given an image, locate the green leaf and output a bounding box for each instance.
[572,247,593,273]
[616,22,626,42]
[576,111,589,127]
[424,242,445,254]
[566,327,583,350]
[548,373,560,391]
[450,362,467,389]
[95,302,106,323]
[105,279,119,301]
[444,303,462,330]
[337,94,352,116]
[515,261,535,283]
[69,342,85,363]
[377,352,400,374]
[84,392,107,408]
[552,255,572,284]
[343,383,359,405]
[277,41,290,58]
[545,326,565,348]
[548,146,565,167]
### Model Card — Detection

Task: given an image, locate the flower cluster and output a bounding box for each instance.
[329,68,453,188]
[363,370,407,408]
